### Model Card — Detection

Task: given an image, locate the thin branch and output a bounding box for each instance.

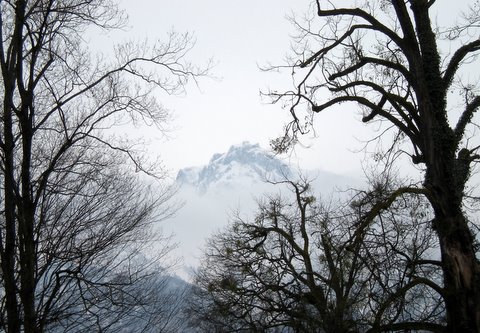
[347,186,431,249]
[301,24,371,68]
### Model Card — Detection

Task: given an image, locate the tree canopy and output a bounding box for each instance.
[189,177,445,332]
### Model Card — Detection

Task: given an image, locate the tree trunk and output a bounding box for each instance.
[423,127,480,332]
[19,110,37,333]
[2,95,21,333]
[1,58,21,333]
[410,2,480,330]
[434,208,480,332]
[427,164,480,332]
[18,208,37,333]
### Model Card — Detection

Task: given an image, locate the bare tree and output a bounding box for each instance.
[30,147,181,332]
[189,177,443,332]
[0,1,206,332]
[267,1,480,331]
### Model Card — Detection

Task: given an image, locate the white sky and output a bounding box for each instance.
[106,0,374,177]
[96,0,472,179]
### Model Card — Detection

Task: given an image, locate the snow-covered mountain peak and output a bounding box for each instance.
[176,142,290,192]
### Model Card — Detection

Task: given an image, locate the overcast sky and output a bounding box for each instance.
[94,0,373,177]
[96,0,470,179]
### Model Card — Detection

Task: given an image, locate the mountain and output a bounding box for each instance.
[162,142,359,280]
[176,141,291,193]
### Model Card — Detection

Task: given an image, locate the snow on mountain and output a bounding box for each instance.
[176,141,291,193]
[162,142,359,280]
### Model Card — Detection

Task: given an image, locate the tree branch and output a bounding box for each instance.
[443,39,480,90]
[314,3,405,52]
[328,79,420,135]
[347,186,431,249]
[329,56,412,83]
[312,95,418,146]
[300,24,372,68]
[454,95,480,146]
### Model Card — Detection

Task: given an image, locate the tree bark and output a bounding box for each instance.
[429,186,480,332]
[2,87,21,333]
[19,92,37,333]
[409,1,480,331]
[1,13,22,330]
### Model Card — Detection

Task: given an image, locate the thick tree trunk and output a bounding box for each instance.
[434,208,480,332]
[427,162,480,332]
[409,2,480,330]
[422,108,480,332]
[423,131,480,332]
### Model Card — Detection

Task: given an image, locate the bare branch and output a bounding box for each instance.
[443,39,480,90]
[314,4,405,51]
[455,95,480,145]
[329,56,412,83]
[312,95,418,144]
[347,186,431,248]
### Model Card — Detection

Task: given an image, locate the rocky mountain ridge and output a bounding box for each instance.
[176,142,291,192]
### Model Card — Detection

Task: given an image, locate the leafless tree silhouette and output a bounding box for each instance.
[267,1,480,331]
[0,1,207,332]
